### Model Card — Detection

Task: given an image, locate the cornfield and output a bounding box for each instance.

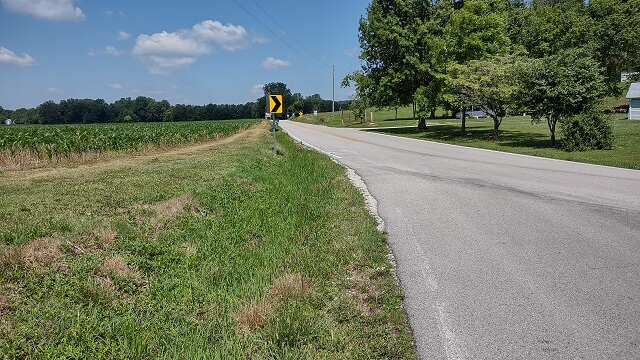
[0,120,257,169]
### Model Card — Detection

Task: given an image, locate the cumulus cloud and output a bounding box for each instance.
[261,57,290,69]
[191,20,248,51]
[117,31,131,41]
[0,46,37,66]
[1,0,85,21]
[132,20,250,75]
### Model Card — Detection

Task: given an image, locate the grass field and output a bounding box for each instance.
[297,107,640,170]
[0,122,416,359]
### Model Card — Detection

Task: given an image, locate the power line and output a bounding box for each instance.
[231,0,330,73]
[248,0,331,70]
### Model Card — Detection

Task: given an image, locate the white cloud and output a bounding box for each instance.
[133,31,210,57]
[1,0,85,21]
[261,57,290,69]
[109,83,123,89]
[117,31,131,41]
[192,20,248,51]
[0,46,37,66]
[132,20,251,75]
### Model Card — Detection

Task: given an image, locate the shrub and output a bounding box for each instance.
[560,110,614,151]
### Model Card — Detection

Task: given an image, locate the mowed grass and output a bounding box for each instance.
[0,122,416,359]
[298,107,640,170]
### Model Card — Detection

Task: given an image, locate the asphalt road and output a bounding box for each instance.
[278,120,640,360]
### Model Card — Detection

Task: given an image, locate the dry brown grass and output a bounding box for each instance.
[94,228,117,249]
[0,293,9,314]
[269,273,309,300]
[20,237,63,271]
[150,194,197,219]
[0,246,21,270]
[98,255,136,279]
[235,297,274,332]
[235,272,310,332]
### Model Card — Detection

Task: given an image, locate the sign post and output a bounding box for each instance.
[268,94,283,155]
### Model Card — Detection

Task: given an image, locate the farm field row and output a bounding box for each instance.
[0,123,416,359]
[0,120,258,170]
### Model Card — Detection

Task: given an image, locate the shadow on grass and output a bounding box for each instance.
[369,124,556,149]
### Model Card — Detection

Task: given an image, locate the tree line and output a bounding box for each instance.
[348,0,639,148]
[0,83,340,125]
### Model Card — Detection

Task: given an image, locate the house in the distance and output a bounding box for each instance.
[626,83,640,120]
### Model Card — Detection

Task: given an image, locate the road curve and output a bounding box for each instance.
[279,120,640,360]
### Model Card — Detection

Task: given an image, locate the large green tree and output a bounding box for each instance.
[358,0,436,129]
[516,49,606,146]
[438,0,514,135]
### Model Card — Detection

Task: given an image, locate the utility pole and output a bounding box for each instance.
[332,65,335,122]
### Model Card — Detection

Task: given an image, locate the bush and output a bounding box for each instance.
[560,110,614,151]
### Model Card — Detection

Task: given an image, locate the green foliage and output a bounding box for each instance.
[358,0,435,108]
[442,0,511,64]
[560,110,614,151]
[515,49,606,145]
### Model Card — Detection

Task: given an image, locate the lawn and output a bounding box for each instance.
[296,107,640,170]
[0,122,416,359]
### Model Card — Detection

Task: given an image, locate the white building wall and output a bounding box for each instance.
[630,99,640,120]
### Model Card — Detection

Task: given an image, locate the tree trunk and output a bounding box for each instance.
[395,107,398,121]
[418,117,427,130]
[493,118,499,139]
[460,106,467,136]
[548,118,557,146]
[412,102,416,120]
[430,107,436,119]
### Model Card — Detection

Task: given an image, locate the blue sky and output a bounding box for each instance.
[0,0,369,110]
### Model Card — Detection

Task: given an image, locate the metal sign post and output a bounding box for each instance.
[272,114,278,155]
[268,94,283,155]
